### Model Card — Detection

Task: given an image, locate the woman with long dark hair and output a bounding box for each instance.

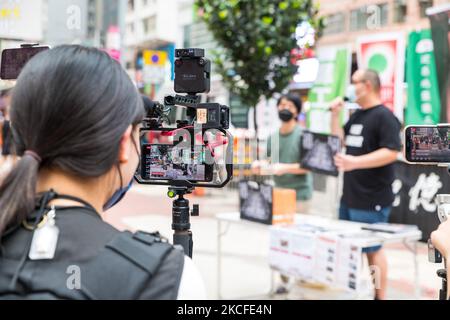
[0,45,205,299]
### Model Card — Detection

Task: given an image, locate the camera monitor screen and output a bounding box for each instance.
[405,126,450,163]
[1,46,50,79]
[141,144,213,182]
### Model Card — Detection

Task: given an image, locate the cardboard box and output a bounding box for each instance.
[269,225,369,292]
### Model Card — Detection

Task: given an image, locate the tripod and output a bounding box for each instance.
[437,264,447,300]
[168,186,199,258]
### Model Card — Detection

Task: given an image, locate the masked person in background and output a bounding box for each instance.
[0,80,15,171]
[330,69,401,300]
[253,93,313,294]
[0,45,205,300]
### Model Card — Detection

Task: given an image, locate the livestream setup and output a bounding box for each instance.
[0,22,449,302]
[133,48,233,258]
[1,45,233,260]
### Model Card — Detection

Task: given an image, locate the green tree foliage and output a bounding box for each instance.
[196,0,323,107]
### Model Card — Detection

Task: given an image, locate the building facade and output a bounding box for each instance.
[317,0,447,49]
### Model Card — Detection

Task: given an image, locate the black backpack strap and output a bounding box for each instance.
[0,231,183,300]
[79,231,181,300]
[106,231,171,276]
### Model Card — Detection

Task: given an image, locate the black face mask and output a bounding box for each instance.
[278,109,295,122]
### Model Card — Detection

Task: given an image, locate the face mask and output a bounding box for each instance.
[103,140,140,211]
[345,85,356,103]
[278,109,294,122]
[102,178,133,211]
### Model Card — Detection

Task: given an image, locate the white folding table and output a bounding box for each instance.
[216,212,422,299]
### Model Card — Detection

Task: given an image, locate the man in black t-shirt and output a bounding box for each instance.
[330,69,401,300]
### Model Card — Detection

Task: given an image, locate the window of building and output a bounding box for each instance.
[127,23,134,34]
[143,16,156,35]
[419,0,433,18]
[394,0,407,23]
[350,3,389,31]
[379,3,389,26]
[323,13,346,35]
[183,24,191,48]
[128,0,135,11]
[350,8,365,31]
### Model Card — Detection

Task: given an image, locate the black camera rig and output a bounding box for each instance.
[134,48,233,257]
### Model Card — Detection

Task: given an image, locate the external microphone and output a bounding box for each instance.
[328,96,360,111]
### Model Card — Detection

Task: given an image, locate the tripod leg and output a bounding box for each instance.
[437,269,447,300]
[173,230,193,258]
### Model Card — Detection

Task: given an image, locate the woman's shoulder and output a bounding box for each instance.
[176,256,207,300]
[68,228,186,299]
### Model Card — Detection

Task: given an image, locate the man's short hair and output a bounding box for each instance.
[362,69,381,92]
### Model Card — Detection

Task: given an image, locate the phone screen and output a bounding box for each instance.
[1,46,50,79]
[141,144,213,182]
[405,125,450,163]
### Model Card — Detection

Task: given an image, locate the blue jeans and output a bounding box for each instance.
[339,202,391,253]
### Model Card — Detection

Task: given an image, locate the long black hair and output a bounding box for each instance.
[0,45,144,236]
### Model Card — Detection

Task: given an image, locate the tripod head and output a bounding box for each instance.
[168,186,199,258]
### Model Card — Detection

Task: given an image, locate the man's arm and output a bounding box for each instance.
[252,161,309,175]
[431,219,450,299]
[272,163,309,175]
[334,148,399,172]
[330,97,345,142]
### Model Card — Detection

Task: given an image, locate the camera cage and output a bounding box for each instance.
[134,121,233,189]
[134,91,234,258]
[135,48,232,190]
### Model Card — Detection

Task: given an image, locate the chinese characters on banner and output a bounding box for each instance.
[390,162,447,241]
[356,33,405,122]
[405,30,441,125]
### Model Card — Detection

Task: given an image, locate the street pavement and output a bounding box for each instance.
[0,157,441,300]
[104,183,442,300]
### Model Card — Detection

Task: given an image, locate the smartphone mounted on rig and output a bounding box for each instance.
[0,44,50,80]
[133,48,233,257]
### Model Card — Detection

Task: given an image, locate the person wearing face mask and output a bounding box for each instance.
[253,94,313,295]
[0,80,16,168]
[330,69,401,300]
[0,45,206,300]
[254,94,313,212]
